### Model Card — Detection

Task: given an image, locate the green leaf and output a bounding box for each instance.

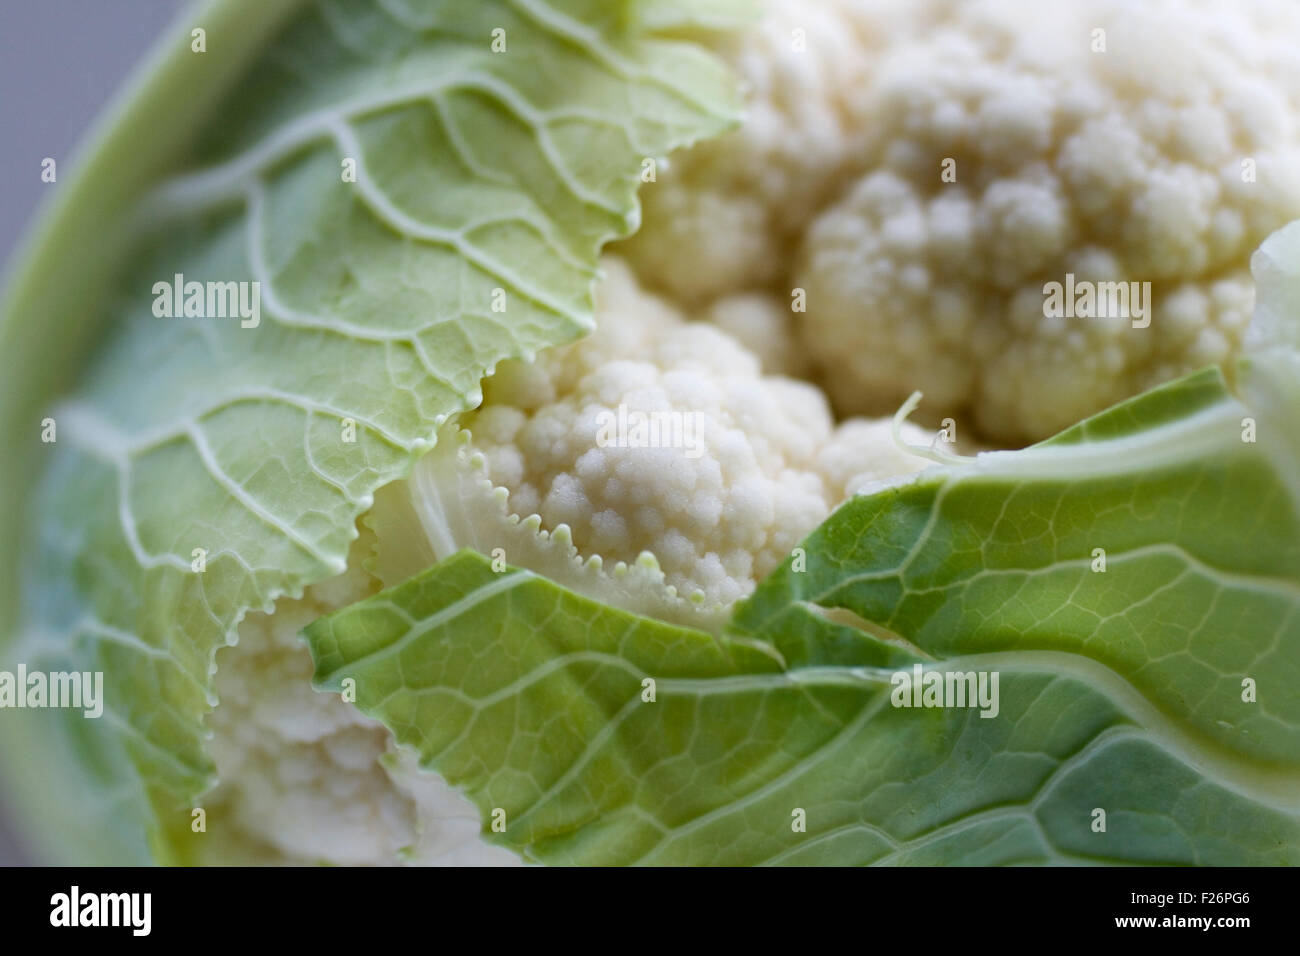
[304,352,1300,865]
[0,0,740,863]
[741,366,1300,766]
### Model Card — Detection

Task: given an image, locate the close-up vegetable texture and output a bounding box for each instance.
[1,0,1298,868]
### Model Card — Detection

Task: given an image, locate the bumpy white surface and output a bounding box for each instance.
[621,0,1300,443]
[796,0,1300,442]
[619,0,913,306]
[448,258,931,608]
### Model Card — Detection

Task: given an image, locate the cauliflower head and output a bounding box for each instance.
[162,0,1300,869]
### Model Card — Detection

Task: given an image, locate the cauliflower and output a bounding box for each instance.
[202,0,1300,859]
[623,0,1300,443]
[23,0,1300,872]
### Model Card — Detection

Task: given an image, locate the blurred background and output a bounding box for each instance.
[0,0,180,866]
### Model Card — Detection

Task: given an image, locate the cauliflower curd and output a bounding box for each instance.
[199,0,1300,865]
[625,0,1300,442]
[457,259,930,608]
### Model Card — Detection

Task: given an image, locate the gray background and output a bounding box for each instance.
[0,0,182,866]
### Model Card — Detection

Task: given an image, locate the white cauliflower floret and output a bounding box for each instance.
[462,259,898,607]
[618,0,920,307]
[793,0,1300,443]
